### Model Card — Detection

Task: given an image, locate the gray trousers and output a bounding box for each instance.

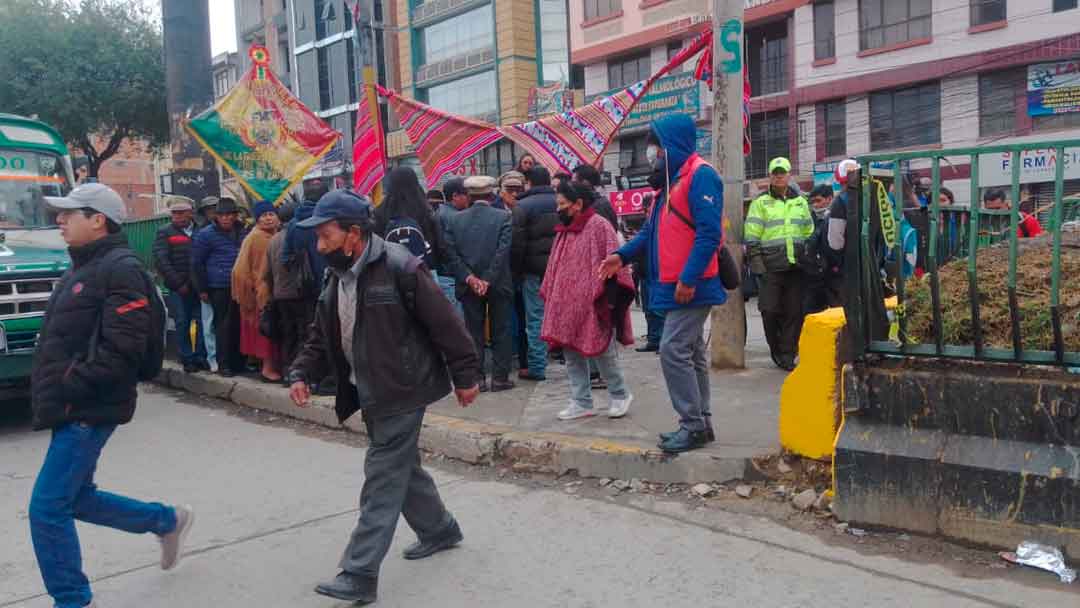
[659,306,712,432]
[339,407,455,577]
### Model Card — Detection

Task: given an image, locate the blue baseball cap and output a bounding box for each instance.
[297,189,372,228]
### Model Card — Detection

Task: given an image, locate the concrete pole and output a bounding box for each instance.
[161,0,214,173]
[709,0,747,369]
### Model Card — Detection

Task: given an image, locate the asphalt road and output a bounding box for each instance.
[1,387,1075,608]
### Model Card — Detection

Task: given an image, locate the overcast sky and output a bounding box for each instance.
[210,0,237,56]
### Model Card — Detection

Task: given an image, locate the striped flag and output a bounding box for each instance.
[352,84,386,195]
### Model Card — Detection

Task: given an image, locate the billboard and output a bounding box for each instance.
[1027,60,1080,117]
[978,147,1080,187]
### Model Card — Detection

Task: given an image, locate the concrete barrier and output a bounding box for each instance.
[779,307,849,460]
[833,358,1080,555]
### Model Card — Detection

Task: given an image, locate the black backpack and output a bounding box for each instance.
[384,215,433,266]
[89,249,167,381]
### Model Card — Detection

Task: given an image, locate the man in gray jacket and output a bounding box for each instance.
[444,176,515,392]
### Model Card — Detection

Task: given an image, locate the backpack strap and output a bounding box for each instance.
[384,243,421,315]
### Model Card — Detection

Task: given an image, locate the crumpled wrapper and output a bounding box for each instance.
[1015,542,1076,584]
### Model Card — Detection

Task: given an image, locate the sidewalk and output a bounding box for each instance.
[156,300,784,484]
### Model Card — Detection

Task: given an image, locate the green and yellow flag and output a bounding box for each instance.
[185,45,340,204]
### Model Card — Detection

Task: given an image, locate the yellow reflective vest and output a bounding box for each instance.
[744,188,814,268]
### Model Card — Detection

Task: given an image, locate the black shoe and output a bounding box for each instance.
[314,571,377,604]
[219,369,235,378]
[196,360,211,371]
[658,428,708,453]
[778,356,797,372]
[183,362,198,374]
[478,378,490,393]
[490,378,515,392]
[635,343,660,353]
[518,370,546,381]
[403,520,463,560]
[658,427,714,442]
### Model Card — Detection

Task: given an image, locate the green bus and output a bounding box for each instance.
[0,113,75,400]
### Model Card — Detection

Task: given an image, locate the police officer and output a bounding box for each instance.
[745,157,813,371]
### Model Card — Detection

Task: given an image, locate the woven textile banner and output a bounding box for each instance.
[185,46,339,204]
[353,84,386,195]
[379,84,503,188]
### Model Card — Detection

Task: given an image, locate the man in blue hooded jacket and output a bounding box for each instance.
[600,114,725,453]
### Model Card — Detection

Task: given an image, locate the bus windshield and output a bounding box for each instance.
[0,149,70,229]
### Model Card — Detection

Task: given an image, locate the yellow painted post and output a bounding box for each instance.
[778,308,847,460]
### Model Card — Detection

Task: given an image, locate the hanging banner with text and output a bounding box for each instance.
[1028,60,1080,117]
[587,72,703,132]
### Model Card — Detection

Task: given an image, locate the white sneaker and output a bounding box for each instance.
[557,402,596,421]
[608,393,633,418]
[159,504,194,571]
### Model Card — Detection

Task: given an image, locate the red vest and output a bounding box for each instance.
[657,153,719,283]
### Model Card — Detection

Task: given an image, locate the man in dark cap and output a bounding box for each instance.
[288,189,481,605]
[191,196,245,376]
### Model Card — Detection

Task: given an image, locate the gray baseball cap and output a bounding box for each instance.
[44,183,127,223]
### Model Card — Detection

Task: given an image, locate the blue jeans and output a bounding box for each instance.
[30,423,177,608]
[435,271,463,317]
[521,275,548,377]
[564,338,628,409]
[641,281,666,346]
[168,291,206,366]
[201,300,217,370]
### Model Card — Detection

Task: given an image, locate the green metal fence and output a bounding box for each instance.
[121,213,170,277]
[845,139,1080,367]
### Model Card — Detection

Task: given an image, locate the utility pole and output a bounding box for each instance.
[709,0,747,369]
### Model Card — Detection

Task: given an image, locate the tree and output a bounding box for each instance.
[0,0,168,178]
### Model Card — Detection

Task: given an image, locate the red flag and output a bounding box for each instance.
[353,84,387,195]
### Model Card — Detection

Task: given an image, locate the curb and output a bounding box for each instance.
[154,363,762,484]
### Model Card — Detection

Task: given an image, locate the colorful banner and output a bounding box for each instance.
[1028,60,1080,117]
[185,45,340,205]
[353,83,387,195]
[610,187,654,216]
[528,82,575,120]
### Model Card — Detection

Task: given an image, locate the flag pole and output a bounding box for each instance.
[709,1,747,369]
[352,1,384,204]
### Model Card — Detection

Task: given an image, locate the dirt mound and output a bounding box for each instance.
[905,232,1080,352]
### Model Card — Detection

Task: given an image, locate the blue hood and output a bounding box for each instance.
[651,113,697,182]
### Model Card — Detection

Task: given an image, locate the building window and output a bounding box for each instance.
[607,50,650,89]
[869,81,940,150]
[317,47,331,111]
[824,100,846,157]
[978,70,1019,137]
[539,0,570,84]
[214,71,230,98]
[419,4,494,65]
[746,111,789,179]
[584,0,621,21]
[971,0,1006,26]
[814,2,835,60]
[748,21,787,96]
[347,38,357,105]
[667,41,683,61]
[1053,0,1077,11]
[859,0,931,51]
[424,70,498,120]
[1034,112,1080,132]
[618,135,650,173]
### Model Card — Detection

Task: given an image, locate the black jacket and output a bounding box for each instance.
[288,237,480,422]
[510,185,558,278]
[31,234,152,430]
[444,201,513,296]
[591,191,619,230]
[152,222,195,292]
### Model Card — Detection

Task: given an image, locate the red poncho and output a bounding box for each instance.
[540,208,636,357]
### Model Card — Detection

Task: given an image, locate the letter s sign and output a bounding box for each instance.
[720,19,742,74]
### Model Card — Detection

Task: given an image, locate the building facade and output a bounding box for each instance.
[386,0,572,182]
[569,0,1080,202]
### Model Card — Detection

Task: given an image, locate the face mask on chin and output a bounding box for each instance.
[325,248,354,271]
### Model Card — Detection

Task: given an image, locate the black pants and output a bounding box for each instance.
[461,290,512,381]
[207,287,243,373]
[758,270,805,364]
[802,273,844,315]
[513,283,528,371]
[339,407,455,577]
[276,298,315,374]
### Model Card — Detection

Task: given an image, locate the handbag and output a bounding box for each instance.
[258,301,278,339]
[665,201,741,291]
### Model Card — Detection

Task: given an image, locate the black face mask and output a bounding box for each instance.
[557,210,574,226]
[324,247,355,271]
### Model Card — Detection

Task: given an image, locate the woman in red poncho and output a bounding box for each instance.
[541,182,636,421]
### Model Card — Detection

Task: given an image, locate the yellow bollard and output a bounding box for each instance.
[778,307,847,460]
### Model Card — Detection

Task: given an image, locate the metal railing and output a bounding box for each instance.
[844,139,1080,367]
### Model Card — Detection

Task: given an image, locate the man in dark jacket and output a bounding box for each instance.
[30,183,194,608]
[287,190,480,605]
[434,178,468,312]
[571,163,619,229]
[191,196,245,376]
[153,195,208,373]
[444,176,515,392]
[511,166,558,380]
